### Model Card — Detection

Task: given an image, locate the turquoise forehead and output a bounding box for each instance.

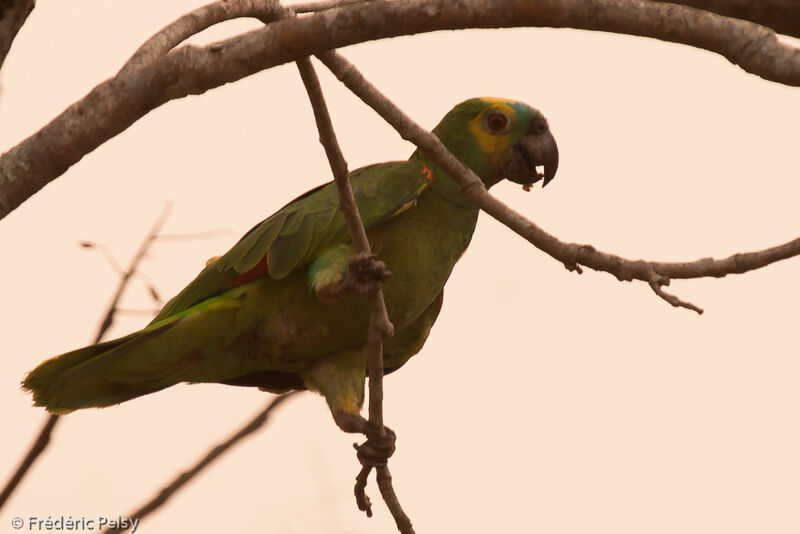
[453,97,538,124]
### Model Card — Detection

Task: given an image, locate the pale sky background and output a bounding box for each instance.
[1,2,800,533]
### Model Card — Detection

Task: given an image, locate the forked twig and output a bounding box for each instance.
[1,204,173,512]
[649,279,704,314]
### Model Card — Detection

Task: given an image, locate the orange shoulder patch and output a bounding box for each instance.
[421,165,434,183]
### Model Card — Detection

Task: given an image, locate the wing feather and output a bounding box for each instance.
[153,160,430,321]
[227,211,289,273]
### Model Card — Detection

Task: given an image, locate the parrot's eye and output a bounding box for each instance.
[485,112,509,133]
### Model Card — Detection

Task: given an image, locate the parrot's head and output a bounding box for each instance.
[426,97,559,191]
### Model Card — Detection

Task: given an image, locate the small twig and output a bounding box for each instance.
[354,464,372,514]
[79,241,126,277]
[101,393,296,534]
[90,203,173,340]
[649,279,704,314]
[1,205,173,512]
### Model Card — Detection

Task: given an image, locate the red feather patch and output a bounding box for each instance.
[228,256,269,288]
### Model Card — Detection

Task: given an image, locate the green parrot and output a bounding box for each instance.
[23,97,558,435]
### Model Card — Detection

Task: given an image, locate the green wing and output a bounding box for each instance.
[154,160,431,321]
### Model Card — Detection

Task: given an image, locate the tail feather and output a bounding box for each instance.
[22,321,179,412]
[23,292,246,413]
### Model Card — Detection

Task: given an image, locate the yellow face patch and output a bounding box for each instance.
[466,99,519,158]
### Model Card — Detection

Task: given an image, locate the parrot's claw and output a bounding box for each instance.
[333,411,396,465]
[354,426,397,467]
[315,253,391,302]
[346,252,391,294]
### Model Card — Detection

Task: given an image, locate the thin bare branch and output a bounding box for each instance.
[0,413,57,511]
[296,72,393,340]
[316,49,800,311]
[649,279,704,314]
[376,465,414,534]
[101,393,296,534]
[3,0,800,220]
[90,203,172,340]
[295,48,410,530]
[0,205,172,512]
[79,241,126,277]
[0,0,34,73]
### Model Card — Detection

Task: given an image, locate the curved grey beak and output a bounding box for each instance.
[504,118,559,188]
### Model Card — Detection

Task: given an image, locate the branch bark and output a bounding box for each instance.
[0,0,34,73]
[655,0,800,40]
[118,0,282,76]
[2,0,800,219]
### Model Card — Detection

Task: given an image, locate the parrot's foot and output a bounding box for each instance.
[354,426,396,466]
[352,425,397,518]
[317,253,391,301]
[347,252,391,294]
[332,411,396,465]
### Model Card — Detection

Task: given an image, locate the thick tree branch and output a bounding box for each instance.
[118,0,282,76]
[316,49,800,313]
[101,393,296,534]
[291,0,367,13]
[0,205,172,512]
[0,0,34,73]
[655,0,800,40]
[2,0,800,219]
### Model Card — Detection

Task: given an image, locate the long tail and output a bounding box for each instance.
[23,294,244,413]
[23,322,183,413]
